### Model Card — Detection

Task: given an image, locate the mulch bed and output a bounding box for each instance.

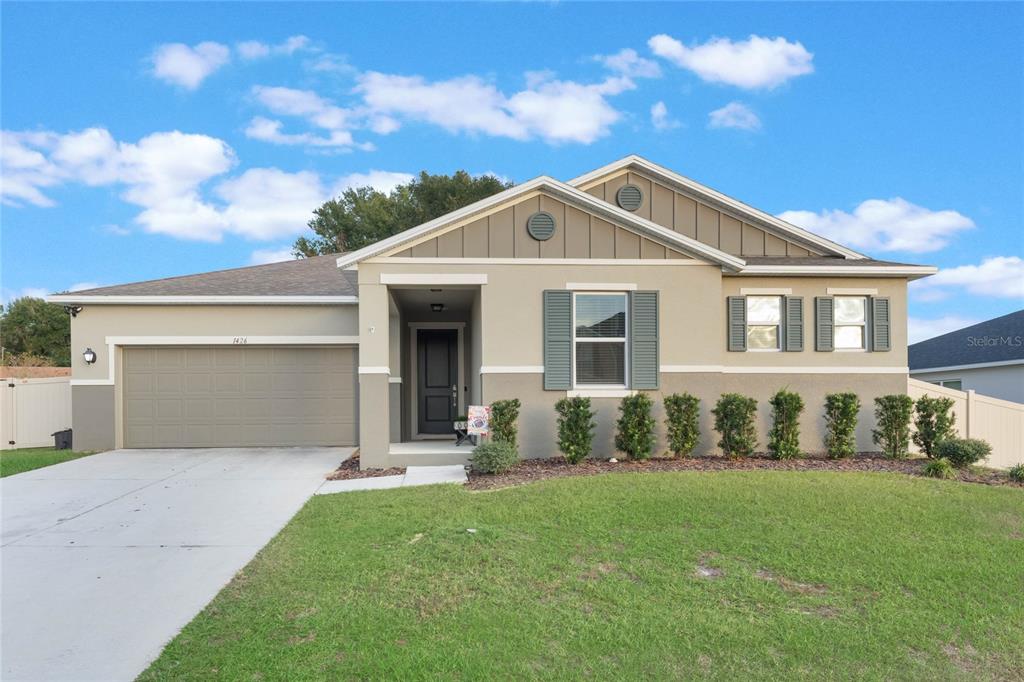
[326,452,405,480]
[466,454,1024,491]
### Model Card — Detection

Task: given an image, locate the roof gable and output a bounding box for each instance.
[570,156,865,260]
[336,176,745,270]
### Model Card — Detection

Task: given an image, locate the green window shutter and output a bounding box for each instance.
[815,297,834,352]
[871,297,891,352]
[543,290,572,390]
[783,296,804,352]
[630,291,659,389]
[727,296,746,352]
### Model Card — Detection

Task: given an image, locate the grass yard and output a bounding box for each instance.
[142,472,1023,681]
[0,446,96,477]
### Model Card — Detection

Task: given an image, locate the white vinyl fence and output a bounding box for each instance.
[908,378,1024,469]
[0,377,72,450]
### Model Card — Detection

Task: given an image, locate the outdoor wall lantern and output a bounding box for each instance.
[82,348,97,364]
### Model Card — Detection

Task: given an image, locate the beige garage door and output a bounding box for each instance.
[123,346,357,448]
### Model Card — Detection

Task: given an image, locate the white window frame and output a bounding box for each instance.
[936,379,963,390]
[834,296,868,352]
[745,295,782,352]
[571,291,629,389]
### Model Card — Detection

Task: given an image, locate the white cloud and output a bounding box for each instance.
[68,282,102,292]
[306,53,356,74]
[649,34,813,89]
[332,170,414,195]
[357,70,627,144]
[650,101,681,131]
[907,315,982,344]
[2,286,50,305]
[102,224,131,236]
[151,41,230,89]
[237,35,310,60]
[595,48,661,78]
[246,86,365,149]
[708,101,761,131]
[911,256,1024,301]
[250,247,297,265]
[778,198,975,253]
[216,168,327,241]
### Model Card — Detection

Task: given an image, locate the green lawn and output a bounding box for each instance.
[142,472,1023,681]
[0,446,97,477]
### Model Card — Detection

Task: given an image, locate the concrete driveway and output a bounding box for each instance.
[1,447,348,681]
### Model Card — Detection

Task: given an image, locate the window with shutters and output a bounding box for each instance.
[573,292,628,387]
[746,296,781,351]
[834,296,867,350]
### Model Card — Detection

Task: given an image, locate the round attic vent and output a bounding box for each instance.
[526,211,556,241]
[616,184,644,212]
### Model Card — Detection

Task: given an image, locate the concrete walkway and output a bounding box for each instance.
[316,464,467,494]
[1,447,349,682]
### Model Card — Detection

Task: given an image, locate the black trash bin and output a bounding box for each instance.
[52,429,72,450]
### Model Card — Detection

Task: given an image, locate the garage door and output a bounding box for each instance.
[123,346,357,448]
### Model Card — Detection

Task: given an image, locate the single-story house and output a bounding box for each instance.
[50,156,936,467]
[909,310,1024,402]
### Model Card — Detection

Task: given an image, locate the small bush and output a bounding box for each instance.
[872,394,914,459]
[768,389,804,460]
[489,399,521,449]
[664,393,700,457]
[615,393,656,460]
[470,441,519,475]
[1008,463,1024,483]
[912,396,957,458]
[712,394,758,458]
[824,393,860,459]
[555,397,596,464]
[922,457,956,480]
[934,438,991,468]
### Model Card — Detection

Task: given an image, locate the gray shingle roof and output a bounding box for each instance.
[742,256,925,267]
[66,254,356,297]
[909,310,1024,370]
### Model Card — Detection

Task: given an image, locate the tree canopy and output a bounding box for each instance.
[293,170,512,257]
[1,297,71,366]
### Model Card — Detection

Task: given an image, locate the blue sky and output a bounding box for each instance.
[2,2,1021,342]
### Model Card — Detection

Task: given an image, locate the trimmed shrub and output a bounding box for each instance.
[615,393,656,460]
[824,393,860,459]
[768,389,804,460]
[555,397,596,464]
[934,437,991,468]
[470,441,518,475]
[872,394,914,459]
[664,393,700,458]
[489,399,521,449]
[922,457,956,480]
[912,396,957,458]
[712,394,758,458]
[1008,463,1024,483]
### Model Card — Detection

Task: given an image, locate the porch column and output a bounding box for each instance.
[358,282,390,468]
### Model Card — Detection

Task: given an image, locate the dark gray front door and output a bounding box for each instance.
[417,329,458,434]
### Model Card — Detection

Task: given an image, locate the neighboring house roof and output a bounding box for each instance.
[568,155,866,261]
[335,174,748,271]
[909,310,1024,371]
[48,254,357,304]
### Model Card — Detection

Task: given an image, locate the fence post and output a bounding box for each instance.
[966,389,976,439]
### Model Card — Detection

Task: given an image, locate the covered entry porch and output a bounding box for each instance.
[357,272,484,468]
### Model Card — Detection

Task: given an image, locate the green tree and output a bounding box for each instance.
[0,297,71,366]
[293,171,512,256]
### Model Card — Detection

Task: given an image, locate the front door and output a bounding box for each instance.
[417,329,458,435]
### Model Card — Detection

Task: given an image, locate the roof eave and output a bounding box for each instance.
[736,264,938,280]
[45,295,358,305]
